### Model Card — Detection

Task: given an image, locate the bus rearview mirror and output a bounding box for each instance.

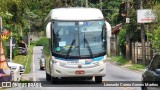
[46,22,51,38]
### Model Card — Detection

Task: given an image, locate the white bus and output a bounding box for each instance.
[44,7,111,83]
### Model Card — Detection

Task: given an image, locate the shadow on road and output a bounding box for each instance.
[38,78,104,87]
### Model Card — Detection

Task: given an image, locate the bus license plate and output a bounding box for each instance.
[75,70,85,74]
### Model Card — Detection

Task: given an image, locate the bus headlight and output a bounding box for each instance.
[55,62,60,66]
[93,59,107,66]
[93,61,103,66]
[53,61,66,67]
[99,61,104,65]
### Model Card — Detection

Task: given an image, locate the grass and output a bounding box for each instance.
[110,56,127,65]
[12,45,34,74]
[127,64,145,70]
[12,55,27,67]
[24,45,34,74]
[110,56,145,71]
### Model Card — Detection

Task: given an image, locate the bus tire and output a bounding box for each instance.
[51,77,58,84]
[46,72,51,81]
[40,67,42,70]
[95,76,102,83]
[86,77,93,80]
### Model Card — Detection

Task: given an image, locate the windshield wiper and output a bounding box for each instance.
[53,28,62,47]
[84,38,93,57]
[66,39,76,58]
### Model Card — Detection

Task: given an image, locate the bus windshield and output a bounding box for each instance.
[52,20,106,58]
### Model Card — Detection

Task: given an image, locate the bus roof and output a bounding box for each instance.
[45,7,104,21]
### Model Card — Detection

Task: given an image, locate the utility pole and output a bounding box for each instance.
[28,20,31,45]
[125,0,130,60]
[65,0,68,7]
[140,0,146,66]
[85,0,88,7]
[10,32,12,62]
[81,0,83,7]
[100,0,102,11]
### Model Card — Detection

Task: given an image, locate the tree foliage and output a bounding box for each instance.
[1,0,159,54]
[147,2,160,51]
[0,0,124,35]
[118,27,126,56]
[0,0,55,39]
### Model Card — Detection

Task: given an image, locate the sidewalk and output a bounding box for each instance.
[107,58,144,74]
[20,74,32,81]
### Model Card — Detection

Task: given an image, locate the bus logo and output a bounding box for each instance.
[85,59,92,64]
[78,65,82,68]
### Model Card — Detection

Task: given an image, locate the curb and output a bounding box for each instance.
[20,74,32,81]
[107,61,144,74]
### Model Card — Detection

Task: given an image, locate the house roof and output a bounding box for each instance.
[112,23,123,34]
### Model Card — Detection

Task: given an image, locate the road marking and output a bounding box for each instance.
[32,47,36,81]
[33,73,36,81]
[122,87,133,90]
[25,52,29,71]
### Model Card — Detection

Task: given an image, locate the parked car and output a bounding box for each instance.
[39,58,45,70]
[141,53,160,90]
[18,42,27,56]
[6,60,25,75]
[18,47,27,56]
[39,55,45,70]
[39,49,45,70]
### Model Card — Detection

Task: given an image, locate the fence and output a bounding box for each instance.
[132,42,156,65]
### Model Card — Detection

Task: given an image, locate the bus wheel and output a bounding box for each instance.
[51,77,58,84]
[95,76,102,83]
[86,77,93,80]
[46,73,51,81]
[40,67,43,70]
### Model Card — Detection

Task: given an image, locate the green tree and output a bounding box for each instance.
[147,2,160,51]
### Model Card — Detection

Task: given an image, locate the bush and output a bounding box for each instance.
[13,46,19,57]
[110,56,126,65]
[2,40,7,56]
[30,37,48,46]
[30,37,49,56]
[30,40,37,46]
[128,64,145,70]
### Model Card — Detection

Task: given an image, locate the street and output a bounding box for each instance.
[8,46,142,90]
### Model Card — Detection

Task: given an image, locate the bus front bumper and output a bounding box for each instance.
[51,64,106,77]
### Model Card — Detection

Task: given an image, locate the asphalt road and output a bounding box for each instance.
[8,46,143,90]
